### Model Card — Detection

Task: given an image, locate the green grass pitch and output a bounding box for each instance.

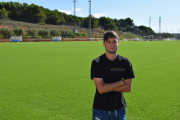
[0,41,180,120]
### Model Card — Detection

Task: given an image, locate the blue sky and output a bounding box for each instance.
[2,0,180,33]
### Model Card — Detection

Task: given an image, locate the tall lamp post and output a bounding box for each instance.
[89,0,91,40]
[73,0,77,33]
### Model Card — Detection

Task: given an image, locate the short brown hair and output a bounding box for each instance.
[103,31,119,42]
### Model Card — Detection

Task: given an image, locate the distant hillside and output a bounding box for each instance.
[0,1,154,36]
[0,19,143,39]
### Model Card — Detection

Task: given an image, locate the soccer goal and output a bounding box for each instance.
[10,36,22,42]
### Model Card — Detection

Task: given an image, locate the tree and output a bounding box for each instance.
[67,15,74,22]
[63,13,69,22]
[76,16,81,24]
[38,29,50,38]
[114,18,120,27]
[58,11,66,23]
[83,15,98,28]
[0,7,9,18]
[13,28,24,36]
[99,17,114,29]
[12,2,24,18]
[61,30,69,38]
[0,28,13,37]
[124,18,134,29]
[50,29,61,36]
[27,28,37,38]
[107,23,117,30]
[138,25,155,36]
[119,19,127,29]
[19,2,29,21]
[48,10,61,24]
[78,17,84,23]
[27,4,46,23]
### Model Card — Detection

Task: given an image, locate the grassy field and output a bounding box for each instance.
[0,41,180,120]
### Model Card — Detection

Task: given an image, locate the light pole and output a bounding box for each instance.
[89,0,91,40]
[72,0,77,33]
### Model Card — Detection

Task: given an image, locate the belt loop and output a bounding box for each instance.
[109,111,110,115]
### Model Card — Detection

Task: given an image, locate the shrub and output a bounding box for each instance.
[27,28,37,38]
[38,29,50,38]
[13,28,24,36]
[82,33,87,36]
[0,20,3,25]
[0,28,14,38]
[50,29,61,36]
[75,33,80,36]
[61,30,69,38]
[67,31,76,38]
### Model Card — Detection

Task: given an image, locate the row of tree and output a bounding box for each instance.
[0,27,87,38]
[0,1,155,34]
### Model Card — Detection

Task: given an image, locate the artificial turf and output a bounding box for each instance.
[0,41,180,120]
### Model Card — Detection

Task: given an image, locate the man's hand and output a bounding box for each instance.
[113,79,132,92]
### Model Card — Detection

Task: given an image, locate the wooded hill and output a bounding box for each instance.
[0,1,155,34]
[0,2,175,39]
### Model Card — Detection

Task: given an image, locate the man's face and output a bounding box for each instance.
[103,37,119,54]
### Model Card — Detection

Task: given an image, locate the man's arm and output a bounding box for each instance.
[93,78,124,94]
[113,79,132,92]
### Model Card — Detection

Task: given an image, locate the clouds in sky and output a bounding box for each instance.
[59,8,83,15]
[58,8,108,18]
[58,10,71,15]
[73,8,82,12]
[93,12,108,18]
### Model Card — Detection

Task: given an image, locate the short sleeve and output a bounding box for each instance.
[91,60,103,80]
[123,59,135,79]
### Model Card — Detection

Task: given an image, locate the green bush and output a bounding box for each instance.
[67,31,75,38]
[50,29,61,36]
[0,27,14,38]
[75,33,80,36]
[61,30,69,38]
[0,20,3,25]
[82,33,87,36]
[27,28,37,38]
[13,28,24,36]
[38,29,50,38]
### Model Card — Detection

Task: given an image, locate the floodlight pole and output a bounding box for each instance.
[72,0,77,33]
[159,16,162,33]
[149,16,151,28]
[89,0,91,39]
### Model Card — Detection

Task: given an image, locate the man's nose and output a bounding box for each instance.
[111,43,114,46]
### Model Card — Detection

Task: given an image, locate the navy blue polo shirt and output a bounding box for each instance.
[91,53,135,111]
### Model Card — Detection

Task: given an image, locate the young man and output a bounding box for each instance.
[91,31,135,120]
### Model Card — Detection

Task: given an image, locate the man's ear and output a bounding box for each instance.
[103,41,105,47]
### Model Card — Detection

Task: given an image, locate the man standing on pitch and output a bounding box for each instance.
[91,31,135,120]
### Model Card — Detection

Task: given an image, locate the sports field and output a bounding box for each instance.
[0,41,180,120]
